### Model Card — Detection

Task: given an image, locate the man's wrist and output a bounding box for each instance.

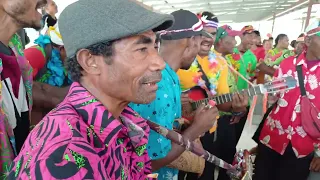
[182,125,200,141]
[232,111,244,117]
[231,106,247,113]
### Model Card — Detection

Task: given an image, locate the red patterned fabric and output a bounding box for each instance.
[259,52,320,158]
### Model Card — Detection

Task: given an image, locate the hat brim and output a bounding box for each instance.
[201,30,214,39]
[296,37,305,42]
[148,13,174,32]
[161,29,204,40]
[227,30,242,37]
[243,30,255,34]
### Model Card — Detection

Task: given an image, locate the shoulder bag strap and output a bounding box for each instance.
[296,64,307,96]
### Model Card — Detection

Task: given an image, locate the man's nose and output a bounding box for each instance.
[149,52,165,72]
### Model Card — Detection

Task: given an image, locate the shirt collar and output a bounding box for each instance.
[212,49,222,56]
[196,54,207,61]
[197,49,222,60]
[67,82,149,149]
[295,51,320,72]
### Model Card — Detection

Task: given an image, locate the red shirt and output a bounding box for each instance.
[259,52,320,158]
[252,46,266,62]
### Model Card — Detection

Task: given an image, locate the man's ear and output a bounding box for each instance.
[305,36,311,47]
[76,49,101,76]
[187,36,196,47]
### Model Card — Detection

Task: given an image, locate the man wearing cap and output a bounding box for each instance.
[224,25,258,150]
[130,9,218,180]
[7,0,175,179]
[207,24,251,180]
[177,13,247,126]
[24,24,71,126]
[177,19,248,179]
[226,25,257,89]
[253,19,320,180]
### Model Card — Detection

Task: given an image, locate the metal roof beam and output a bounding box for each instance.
[263,0,309,20]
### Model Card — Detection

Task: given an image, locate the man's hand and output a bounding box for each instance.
[310,157,320,172]
[181,93,194,117]
[231,93,248,112]
[230,116,242,124]
[191,101,219,137]
[257,62,276,76]
[151,101,218,172]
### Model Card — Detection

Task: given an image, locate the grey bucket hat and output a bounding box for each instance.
[59,0,174,58]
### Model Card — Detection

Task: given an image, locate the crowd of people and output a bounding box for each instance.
[0,0,320,179]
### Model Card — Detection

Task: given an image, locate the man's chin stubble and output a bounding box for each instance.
[13,17,41,30]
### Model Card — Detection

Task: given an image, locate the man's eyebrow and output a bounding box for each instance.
[134,35,153,45]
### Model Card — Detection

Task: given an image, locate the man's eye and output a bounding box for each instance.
[139,48,148,52]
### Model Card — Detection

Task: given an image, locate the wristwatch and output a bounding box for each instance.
[232,111,244,117]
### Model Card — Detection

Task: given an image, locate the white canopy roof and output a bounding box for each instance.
[138,0,311,23]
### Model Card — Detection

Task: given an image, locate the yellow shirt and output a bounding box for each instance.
[177,50,229,132]
[177,51,229,95]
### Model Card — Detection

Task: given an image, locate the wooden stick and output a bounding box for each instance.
[146,121,238,173]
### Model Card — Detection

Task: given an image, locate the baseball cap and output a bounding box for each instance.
[305,19,320,37]
[160,9,213,40]
[59,0,174,58]
[215,25,242,43]
[242,25,255,34]
[47,23,64,46]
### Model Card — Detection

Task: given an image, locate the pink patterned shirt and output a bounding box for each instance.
[6,83,152,179]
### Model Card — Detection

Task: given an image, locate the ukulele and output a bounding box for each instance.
[182,76,297,121]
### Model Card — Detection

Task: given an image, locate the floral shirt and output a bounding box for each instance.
[24,35,72,87]
[6,83,152,179]
[220,56,238,116]
[265,48,295,67]
[0,34,33,178]
[177,50,229,96]
[226,48,257,91]
[259,52,320,158]
[177,50,229,132]
[130,63,180,180]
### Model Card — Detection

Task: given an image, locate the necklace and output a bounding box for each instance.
[190,51,220,95]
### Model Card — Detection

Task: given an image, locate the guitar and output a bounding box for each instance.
[182,76,297,120]
[229,149,253,180]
